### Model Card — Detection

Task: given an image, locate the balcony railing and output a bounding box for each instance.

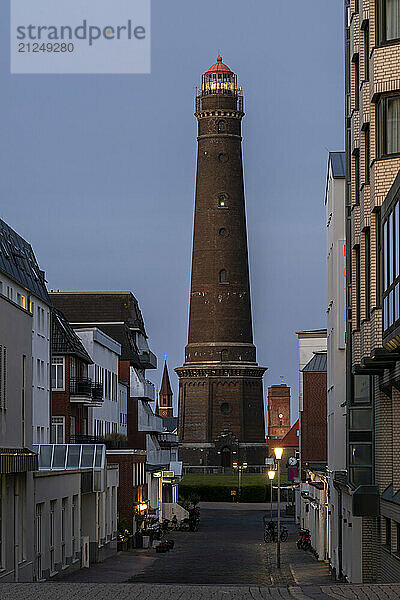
[92,383,103,401]
[139,350,157,370]
[70,378,92,398]
[71,435,127,450]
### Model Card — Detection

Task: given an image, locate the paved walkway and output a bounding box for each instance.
[1,583,400,600]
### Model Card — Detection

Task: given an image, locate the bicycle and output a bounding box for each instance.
[263,524,288,543]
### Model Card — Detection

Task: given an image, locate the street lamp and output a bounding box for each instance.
[233,461,247,501]
[274,447,283,569]
[268,470,276,522]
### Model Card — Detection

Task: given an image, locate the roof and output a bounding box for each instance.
[296,329,327,336]
[49,292,147,337]
[0,219,50,305]
[160,361,173,396]
[329,152,345,179]
[302,352,327,373]
[281,420,299,447]
[206,56,233,74]
[52,309,92,363]
[77,322,141,366]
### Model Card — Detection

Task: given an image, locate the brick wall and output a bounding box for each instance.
[301,371,327,467]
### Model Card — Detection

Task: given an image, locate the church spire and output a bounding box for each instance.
[158,359,173,417]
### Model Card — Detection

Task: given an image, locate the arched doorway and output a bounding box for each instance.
[221,447,231,468]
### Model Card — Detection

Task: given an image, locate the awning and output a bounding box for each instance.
[0,448,37,474]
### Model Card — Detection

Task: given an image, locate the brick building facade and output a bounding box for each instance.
[267,384,291,439]
[176,57,267,467]
[343,0,400,583]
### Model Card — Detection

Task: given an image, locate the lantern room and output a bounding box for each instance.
[201,56,238,96]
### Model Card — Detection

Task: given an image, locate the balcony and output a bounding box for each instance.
[91,382,104,405]
[33,444,105,492]
[139,350,157,370]
[70,378,92,404]
[131,378,155,401]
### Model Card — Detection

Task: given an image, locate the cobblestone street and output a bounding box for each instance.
[1,504,400,599]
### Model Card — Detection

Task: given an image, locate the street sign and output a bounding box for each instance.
[162,471,174,478]
[231,490,237,496]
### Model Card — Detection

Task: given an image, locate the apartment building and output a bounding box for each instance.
[0,219,51,444]
[345,0,400,583]
[0,292,36,581]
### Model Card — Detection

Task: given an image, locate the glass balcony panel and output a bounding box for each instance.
[81,444,95,468]
[350,409,372,430]
[350,444,372,465]
[95,445,103,468]
[38,445,52,469]
[53,445,67,468]
[67,445,81,468]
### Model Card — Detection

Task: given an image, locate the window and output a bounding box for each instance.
[386,517,392,549]
[377,0,400,44]
[219,228,227,237]
[376,211,382,306]
[221,349,228,361]
[0,345,7,410]
[220,402,230,414]
[378,96,400,157]
[397,522,400,554]
[365,228,371,319]
[354,150,360,204]
[51,417,65,444]
[219,269,227,283]
[0,476,3,569]
[218,153,228,163]
[355,245,361,328]
[218,120,226,132]
[51,357,65,390]
[218,194,228,208]
[353,374,370,404]
[61,498,67,567]
[365,125,370,184]
[382,195,400,335]
[50,500,56,573]
[36,503,43,580]
[72,495,78,558]
[353,56,359,111]
[364,25,369,80]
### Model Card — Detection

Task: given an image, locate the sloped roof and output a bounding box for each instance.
[52,309,92,363]
[303,352,327,372]
[0,219,50,305]
[49,291,147,337]
[83,323,141,366]
[281,419,299,447]
[329,152,345,179]
[160,361,173,396]
[206,56,233,74]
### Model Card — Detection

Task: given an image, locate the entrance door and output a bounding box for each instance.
[221,447,231,468]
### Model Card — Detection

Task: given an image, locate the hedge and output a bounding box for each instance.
[179,484,293,503]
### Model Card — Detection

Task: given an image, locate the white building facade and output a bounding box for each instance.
[75,328,121,439]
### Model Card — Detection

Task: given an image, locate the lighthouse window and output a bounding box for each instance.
[220,402,230,415]
[221,349,228,362]
[218,194,228,208]
[219,228,227,237]
[218,120,226,132]
[218,153,228,163]
[219,269,227,283]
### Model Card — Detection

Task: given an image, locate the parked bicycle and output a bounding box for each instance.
[263,521,288,543]
[297,528,311,550]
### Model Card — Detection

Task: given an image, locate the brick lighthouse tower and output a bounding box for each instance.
[175,56,267,467]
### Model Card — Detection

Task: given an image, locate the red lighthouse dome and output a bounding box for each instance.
[205,56,233,75]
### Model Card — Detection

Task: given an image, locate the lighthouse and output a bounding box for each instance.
[175,57,267,467]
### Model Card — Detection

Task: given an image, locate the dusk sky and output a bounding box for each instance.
[0,1,344,422]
